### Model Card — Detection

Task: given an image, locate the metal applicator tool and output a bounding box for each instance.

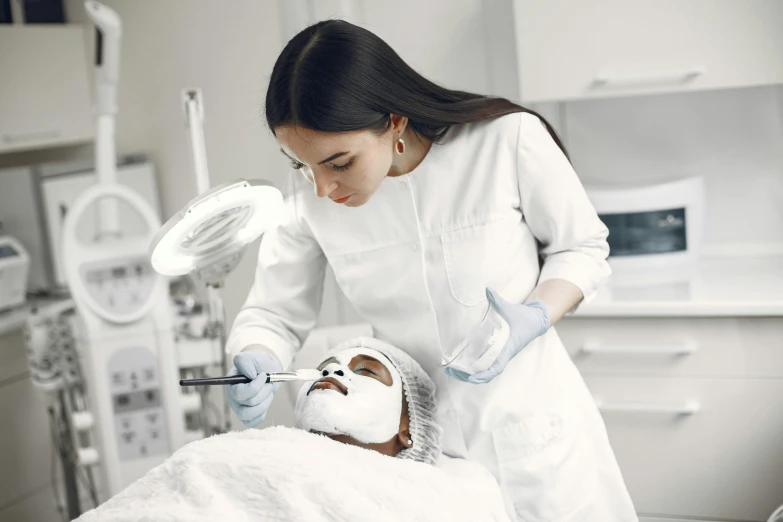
[179,369,322,387]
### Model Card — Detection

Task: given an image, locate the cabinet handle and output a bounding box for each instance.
[595,400,700,415]
[592,67,705,88]
[3,129,61,144]
[581,341,697,355]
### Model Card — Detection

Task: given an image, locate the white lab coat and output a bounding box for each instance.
[227,113,638,521]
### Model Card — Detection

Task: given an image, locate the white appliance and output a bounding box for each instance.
[17,5,217,518]
[0,235,30,311]
[58,1,186,501]
[62,183,186,497]
[586,177,705,273]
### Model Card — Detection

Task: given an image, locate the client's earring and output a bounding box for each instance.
[395,137,405,155]
[407,439,413,446]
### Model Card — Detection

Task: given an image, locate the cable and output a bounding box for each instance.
[196,382,221,435]
[48,405,99,511]
[196,366,228,435]
[48,408,68,522]
[84,468,98,509]
[203,400,223,435]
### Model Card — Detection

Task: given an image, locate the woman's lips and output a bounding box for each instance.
[308,377,348,396]
[332,194,352,204]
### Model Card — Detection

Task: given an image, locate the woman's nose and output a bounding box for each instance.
[313,170,338,198]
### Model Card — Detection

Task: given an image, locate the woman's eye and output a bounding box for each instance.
[331,158,354,172]
[291,160,304,170]
[354,367,375,376]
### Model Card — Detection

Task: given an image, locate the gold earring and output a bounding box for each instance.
[395,137,405,155]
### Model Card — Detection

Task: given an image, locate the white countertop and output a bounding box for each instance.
[575,256,783,317]
[0,297,74,337]
[2,257,780,333]
[0,303,30,337]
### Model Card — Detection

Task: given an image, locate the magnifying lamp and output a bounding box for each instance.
[149,89,283,431]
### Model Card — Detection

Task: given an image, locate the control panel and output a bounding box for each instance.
[79,257,156,316]
[108,347,170,460]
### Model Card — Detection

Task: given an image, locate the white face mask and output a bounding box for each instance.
[294,347,403,444]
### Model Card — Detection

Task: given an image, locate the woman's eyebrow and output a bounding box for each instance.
[317,151,349,165]
[280,148,299,163]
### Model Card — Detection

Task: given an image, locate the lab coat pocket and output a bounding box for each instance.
[492,411,598,522]
[441,219,516,306]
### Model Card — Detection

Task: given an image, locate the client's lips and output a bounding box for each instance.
[308,377,348,396]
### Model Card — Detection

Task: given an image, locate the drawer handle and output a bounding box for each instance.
[592,67,705,88]
[581,341,697,355]
[595,400,700,415]
[3,129,61,144]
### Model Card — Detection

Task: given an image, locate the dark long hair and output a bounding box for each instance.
[265,20,567,156]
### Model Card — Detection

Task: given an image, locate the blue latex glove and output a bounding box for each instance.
[225,351,282,428]
[445,287,551,384]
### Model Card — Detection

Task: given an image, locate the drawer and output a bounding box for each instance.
[586,376,783,521]
[557,317,783,378]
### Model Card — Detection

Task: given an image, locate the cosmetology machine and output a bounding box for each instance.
[56,0,187,505]
[21,3,218,518]
[149,88,283,428]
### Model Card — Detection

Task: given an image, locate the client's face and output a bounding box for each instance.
[294,347,412,457]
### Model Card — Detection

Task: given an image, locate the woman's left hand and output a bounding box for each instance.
[446,288,551,384]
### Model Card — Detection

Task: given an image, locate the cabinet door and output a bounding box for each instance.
[556,317,783,378]
[512,0,783,102]
[0,26,93,153]
[586,376,783,520]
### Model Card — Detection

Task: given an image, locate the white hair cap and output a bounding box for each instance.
[327,337,443,465]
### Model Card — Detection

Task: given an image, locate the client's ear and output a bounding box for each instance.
[397,412,412,449]
[397,392,412,450]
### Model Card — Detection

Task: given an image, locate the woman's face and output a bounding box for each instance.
[275,123,398,207]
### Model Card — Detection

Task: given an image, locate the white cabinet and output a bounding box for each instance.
[0,26,93,153]
[558,316,783,520]
[506,0,783,102]
[586,376,783,521]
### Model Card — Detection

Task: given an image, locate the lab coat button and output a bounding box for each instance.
[400,180,408,189]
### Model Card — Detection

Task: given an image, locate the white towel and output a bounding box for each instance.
[77,426,510,522]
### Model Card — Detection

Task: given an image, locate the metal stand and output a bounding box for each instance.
[57,390,81,520]
[204,282,231,432]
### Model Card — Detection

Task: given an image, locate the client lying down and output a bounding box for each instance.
[77,337,510,522]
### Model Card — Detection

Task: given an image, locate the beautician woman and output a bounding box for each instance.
[225,20,637,522]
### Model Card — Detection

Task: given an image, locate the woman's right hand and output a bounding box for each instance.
[225,351,283,428]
